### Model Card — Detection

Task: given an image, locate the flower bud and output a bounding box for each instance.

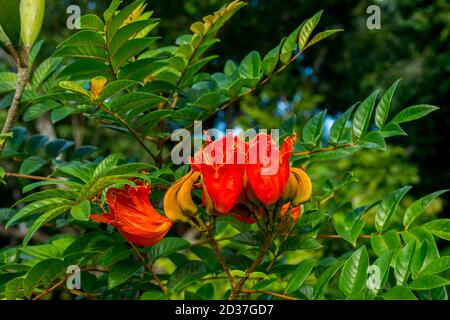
[20,0,45,46]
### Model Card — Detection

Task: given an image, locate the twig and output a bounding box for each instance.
[229,234,273,300]
[0,47,30,152]
[207,235,236,287]
[240,288,297,301]
[317,234,372,239]
[95,102,157,163]
[129,242,168,295]
[293,144,355,157]
[5,172,62,181]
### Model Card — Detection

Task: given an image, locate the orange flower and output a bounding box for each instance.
[191,133,246,213]
[90,184,172,247]
[246,133,295,205]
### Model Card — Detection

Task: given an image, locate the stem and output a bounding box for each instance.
[0,47,30,152]
[317,234,372,239]
[32,267,106,300]
[129,242,168,295]
[5,172,62,181]
[293,144,355,157]
[95,102,157,163]
[240,288,297,301]
[207,235,236,288]
[229,234,273,300]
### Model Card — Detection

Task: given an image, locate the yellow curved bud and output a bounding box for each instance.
[177,171,201,216]
[163,172,192,223]
[201,179,214,214]
[282,173,298,201]
[291,168,312,205]
[20,0,45,46]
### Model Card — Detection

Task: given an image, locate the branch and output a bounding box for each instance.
[317,234,372,239]
[240,288,297,301]
[95,102,157,163]
[293,144,355,157]
[129,242,168,295]
[0,47,30,152]
[5,172,62,181]
[229,233,273,300]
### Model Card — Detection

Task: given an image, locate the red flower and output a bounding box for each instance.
[90,184,172,247]
[191,133,246,213]
[246,133,295,205]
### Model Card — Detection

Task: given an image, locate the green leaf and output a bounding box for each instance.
[140,290,169,300]
[70,200,91,221]
[189,91,227,110]
[262,39,284,75]
[58,30,105,48]
[79,14,105,31]
[422,219,450,241]
[391,105,439,124]
[53,45,108,61]
[411,240,430,279]
[98,80,138,101]
[239,51,262,79]
[104,0,122,23]
[380,122,406,138]
[32,57,62,88]
[111,37,158,71]
[108,92,166,112]
[23,102,61,122]
[109,20,158,57]
[375,80,400,128]
[45,139,74,159]
[147,237,190,263]
[51,106,74,123]
[19,156,48,175]
[403,190,449,229]
[339,246,369,298]
[384,286,417,300]
[280,25,301,64]
[0,0,20,45]
[285,260,315,294]
[23,258,65,299]
[303,29,343,50]
[328,104,355,146]
[302,110,326,148]
[136,109,174,129]
[420,256,450,276]
[59,58,113,81]
[24,135,48,155]
[108,259,142,289]
[352,90,379,140]
[409,275,450,290]
[167,261,208,292]
[23,205,72,246]
[298,10,323,51]
[360,131,386,150]
[5,277,24,300]
[7,198,73,228]
[375,186,412,232]
[394,239,416,286]
[370,250,395,294]
[313,259,345,299]
[58,81,90,96]
[371,230,402,256]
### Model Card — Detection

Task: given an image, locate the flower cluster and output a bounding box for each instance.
[165,132,312,224]
[90,132,312,247]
